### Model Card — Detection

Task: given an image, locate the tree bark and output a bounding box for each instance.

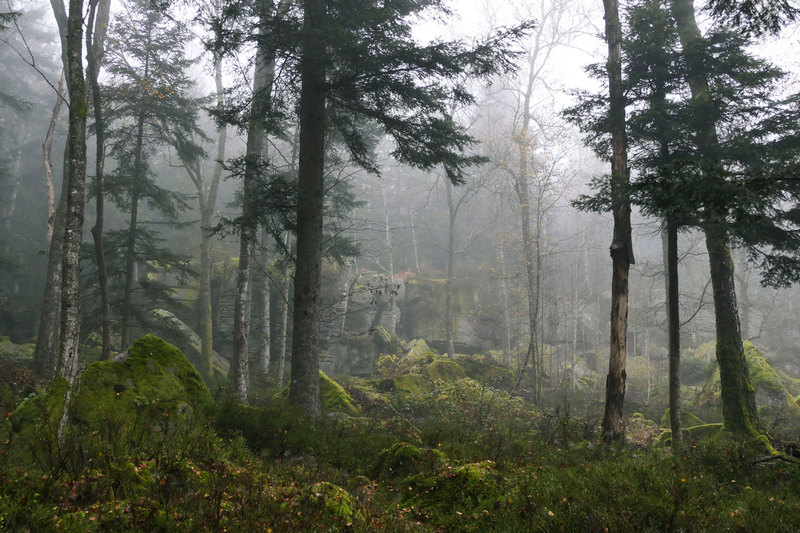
[256,231,271,379]
[276,232,291,388]
[120,115,145,349]
[231,1,281,402]
[444,177,456,355]
[119,18,153,350]
[512,53,543,404]
[195,48,228,384]
[664,220,682,445]
[496,240,513,366]
[35,2,70,380]
[670,0,760,436]
[34,164,67,379]
[58,0,88,383]
[601,0,633,441]
[87,0,112,360]
[289,0,326,417]
[380,178,396,336]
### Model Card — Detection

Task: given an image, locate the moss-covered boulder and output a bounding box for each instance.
[0,337,35,363]
[319,370,360,416]
[69,335,214,427]
[274,371,359,415]
[150,309,230,381]
[309,481,365,525]
[377,374,433,396]
[406,460,497,510]
[406,339,436,363]
[326,326,404,376]
[8,376,70,447]
[372,442,446,479]
[425,359,467,382]
[453,354,515,389]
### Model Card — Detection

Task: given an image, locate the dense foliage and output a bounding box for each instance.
[3,336,800,531]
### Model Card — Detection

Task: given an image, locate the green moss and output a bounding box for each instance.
[310,481,365,524]
[657,423,725,447]
[9,377,69,438]
[692,341,800,425]
[319,370,360,416]
[425,359,467,382]
[372,442,446,479]
[406,339,436,363]
[390,374,433,395]
[406,460,496,510]
[453,355,515,389]
[685,423,725,440]
[0,338,35,362]
[69,335,214,428]
[743,341,784,398]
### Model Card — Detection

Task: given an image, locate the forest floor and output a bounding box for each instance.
[2,337,800,532]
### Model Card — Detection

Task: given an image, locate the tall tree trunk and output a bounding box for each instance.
[410,213,420,273]
[663,220,682,445]
[705,224,759,434]
[380,178,396,336]
[276,232,291,387]
[34,162,67,379]
[87,0,112,359]
[120,27,151,350]
[197,50,227,383]
[289,0,326,417]
[670,0,760,436]
[58,0,88,383]
[496,240,513,366]
[511,60,542,404]
[34,3,70,380]
[601,0,633,441]
[231,164,255,402]
[444,177,456,355]
[2,142,24,255]
[120,114,145,349]
[571,260,578,391]
[256,231,271,379]
[231,0,286,401]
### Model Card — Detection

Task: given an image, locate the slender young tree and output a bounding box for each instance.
[229,0,291,402]
[169,42,227,383]
[34,0,70,379]
[57,0,88,382]
[598,0,634,441]
[86,0,112,359]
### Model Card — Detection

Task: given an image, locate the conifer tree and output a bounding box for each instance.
[288,0,530,416]
[102,0,204,348]
[568,0,796,437]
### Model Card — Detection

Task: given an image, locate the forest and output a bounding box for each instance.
[2,0,800,530]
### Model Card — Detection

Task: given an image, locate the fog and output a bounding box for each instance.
[2,0,800,418]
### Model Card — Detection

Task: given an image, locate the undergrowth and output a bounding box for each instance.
[2,372,800,531]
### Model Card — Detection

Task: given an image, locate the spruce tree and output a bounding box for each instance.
[288,0,530,416]
[568,0,796,437]
[102,0,204,348]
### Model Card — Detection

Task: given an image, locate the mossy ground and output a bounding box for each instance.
[3,336,800,531]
